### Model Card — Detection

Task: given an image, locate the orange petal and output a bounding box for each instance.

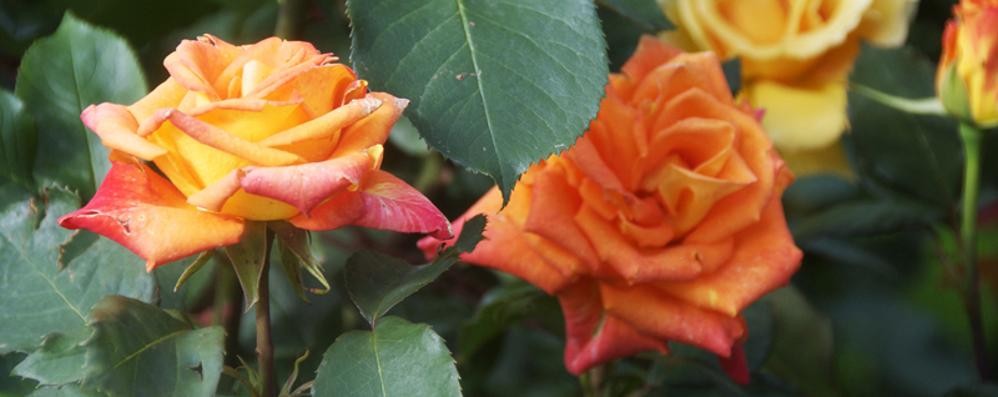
[524,169,601,272]
[332,92,408,155]
[186,169,244,212]
[166,110,304,166]
[128,78,186,121]
[58,160,245,270]
[240,148,377,214]
[292,64,360,117]
[559,281,668,375]
[258,95,383,147]
[417,187,504,259]
[600,283,745,357]
[81,103,167,160]
[657,182,802,316]
[575,207,715,283]
[621,36,684,83]
[461,217,576,294]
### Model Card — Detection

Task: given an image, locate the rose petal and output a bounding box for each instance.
[741,80,848,151]
[81,103,167,160]
[417,187,504,258]
[258,95,383,148]
[599,282,745,357]
[332,92,408,156]
[166,110,304,166]
[349,170,452,239]
[657,176,802,316]
[58,160,245,270]
[240,147,378,214]
[559,281,668,375]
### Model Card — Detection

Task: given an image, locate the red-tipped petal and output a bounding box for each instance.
[58,160,245,270]
[241,148,377,214]
[81,103,167,160]
[720,344,751,385]
[559,281,668,375]
[291,170,451,238]
[417,187,503,259]
[350,170,451,239]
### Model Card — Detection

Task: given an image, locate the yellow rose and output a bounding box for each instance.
[660,0,917,174]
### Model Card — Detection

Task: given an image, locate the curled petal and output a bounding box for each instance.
[187,169,244,212]
[291,170,450,239]
[81,104,167,161]
[58,160,245,270]
[241,147,379,214]
[332,92,409,156]
[559,281,668,375]
[166,110,304,166]
[348,170,452,239]
[658,179,802,316]
[258,95,384,148]
[599,283,745,357]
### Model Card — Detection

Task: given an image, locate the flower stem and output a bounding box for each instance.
[256,230,277,397]
[275,0,307,40]
[958,122,992,381]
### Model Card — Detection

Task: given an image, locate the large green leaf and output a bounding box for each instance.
[0,89,36,189]
[14,13,147,198]
[12,334,87,386]
[348,0,608,195]
[847,45,961,210]
[82,296,224,397]
[345,215,485,326]
[313,316,461,397]
[0,185,154,354]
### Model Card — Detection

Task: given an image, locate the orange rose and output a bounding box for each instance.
[937,0,998,128]
[419,37,802,375]
[60,35,451,270]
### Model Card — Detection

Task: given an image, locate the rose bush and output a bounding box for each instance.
[938,0,998,128]
[420,37,802,375]
[59,35,451,270]
[659,0,917,173]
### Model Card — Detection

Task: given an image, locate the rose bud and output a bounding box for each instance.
[937,0,998,128]
[60,35,451,270]
[419,37,803,376]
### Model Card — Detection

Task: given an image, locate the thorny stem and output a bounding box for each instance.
[958,122,992,381]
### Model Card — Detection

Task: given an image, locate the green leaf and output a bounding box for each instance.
[14,13,147,198]
[344,215,485,325]
[0,89,36,189]
[847,45,961,209]
[313,316,460,397]
[761,287,835,397]
[223,222,268,310]
[457,281,547,360]
[597,0,672,31]
[348,0,608,196]
[82,296,224,397]
[270,221,330,299]
[0,185,154,354]
[790,199,938,240]
[27,385,103,397]
[12,334,87,385]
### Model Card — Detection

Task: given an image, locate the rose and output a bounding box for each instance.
[419,37,802,375]
[59,35,451,270]
[659,0,917,173]
[937,0,998,128]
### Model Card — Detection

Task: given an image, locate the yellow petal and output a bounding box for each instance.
[777,141,854,179]
[742,80,847,151]
[859,0,918,47]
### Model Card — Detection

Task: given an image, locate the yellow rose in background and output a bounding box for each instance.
[660,0,918,175]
